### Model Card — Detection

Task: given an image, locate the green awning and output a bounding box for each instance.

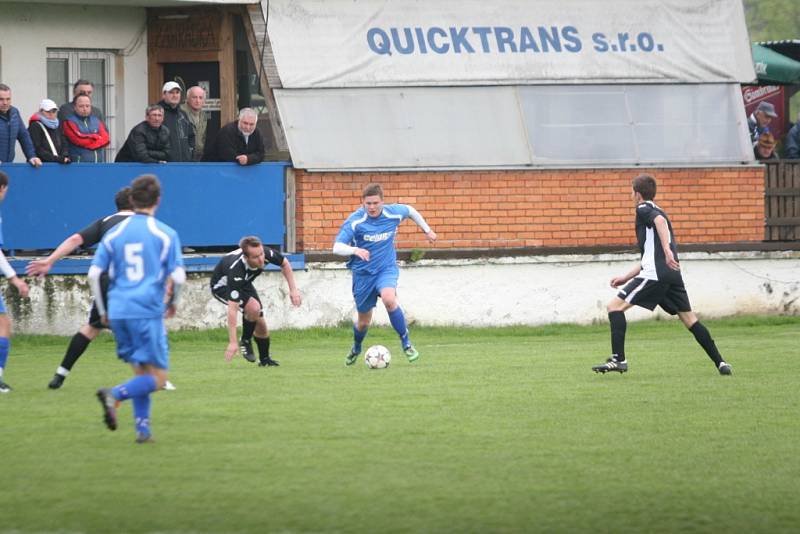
[752,44,800,84]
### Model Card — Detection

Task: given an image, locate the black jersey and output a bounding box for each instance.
[210,247,285,300]
[635,201,680,282]
[77,210,135,248]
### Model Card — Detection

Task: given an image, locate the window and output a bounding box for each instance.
[47,49,117,160]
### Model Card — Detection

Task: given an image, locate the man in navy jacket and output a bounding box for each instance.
[0,84,42,167]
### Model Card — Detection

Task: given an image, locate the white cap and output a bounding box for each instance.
[162,81,182,93]
[39,98,58,111]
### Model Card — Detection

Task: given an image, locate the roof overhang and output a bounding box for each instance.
[0,0,258,6]
[752,43,800,84]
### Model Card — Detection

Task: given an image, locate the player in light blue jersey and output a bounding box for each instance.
[0,171,29,393]
[334,183,436,365]
[90,174,185,443]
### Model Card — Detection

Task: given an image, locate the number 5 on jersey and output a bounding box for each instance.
[125,243,144,281]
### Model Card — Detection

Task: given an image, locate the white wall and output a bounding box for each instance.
[11,251,800,335]
[0,2,148,160]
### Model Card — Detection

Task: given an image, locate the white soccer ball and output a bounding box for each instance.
[364,345,391,369]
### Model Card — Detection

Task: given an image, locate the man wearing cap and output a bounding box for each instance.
[28,98,70,164]
[0,83,42,167]
[158,81,195,162]
[748,101,778,145]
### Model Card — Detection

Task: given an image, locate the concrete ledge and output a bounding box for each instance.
[6,250,798,335]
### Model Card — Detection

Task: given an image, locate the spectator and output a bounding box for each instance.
[754,132,779,161]
[205,108,264,165]
[115,105,171,163]
[58,79,104,123]
[63,93,110,163]
[158,81,195,162]
[784,112,800,159]
[182,86,208,161]
[28,99,70,164]
[0,83,42,167]
[748,101,777,145]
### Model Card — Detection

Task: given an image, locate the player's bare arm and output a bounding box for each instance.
[0,248,28,297]
[9,276,29,298]
[26,233,85,277]
[164,267,185,320]
[610,264,642,288]
[280,258,302,306]
[653,215,680,271]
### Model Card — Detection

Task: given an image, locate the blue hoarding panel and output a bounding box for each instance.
[0,162,288,250]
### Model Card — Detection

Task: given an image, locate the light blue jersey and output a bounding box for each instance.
[335,204,411,275]
[92,213,183,319]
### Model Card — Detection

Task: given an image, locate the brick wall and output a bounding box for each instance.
[294,167,765,252]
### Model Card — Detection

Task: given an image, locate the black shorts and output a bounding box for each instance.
[211,283,261,312]
[617,277,692,315]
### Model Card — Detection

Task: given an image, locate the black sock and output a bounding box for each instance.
[689,322,724,366]
[60,332,92,372]
[242,319,256,341]
[255,336,270,362]
[609,311,627,361]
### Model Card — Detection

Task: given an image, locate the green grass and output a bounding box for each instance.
[2,316,799,533]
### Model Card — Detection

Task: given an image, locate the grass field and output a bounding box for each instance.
[2,315,799,533]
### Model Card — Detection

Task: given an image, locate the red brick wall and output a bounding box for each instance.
[294,167,765,252]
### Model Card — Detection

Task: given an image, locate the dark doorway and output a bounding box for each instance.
[162,61,221,143]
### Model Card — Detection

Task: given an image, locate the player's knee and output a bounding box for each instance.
[381,294,398,310]
[243,300,262,320]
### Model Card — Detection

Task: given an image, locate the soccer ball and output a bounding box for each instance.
[364,345,391,369]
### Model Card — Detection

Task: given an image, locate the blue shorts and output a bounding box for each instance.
[0,295,5,314]
[352,267,399,313]
[110,318,169,369]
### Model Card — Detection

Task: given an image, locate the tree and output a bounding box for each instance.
[745,0,800,42]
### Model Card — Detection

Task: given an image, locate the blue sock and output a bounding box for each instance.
[0,337,9,370]
[353,324,368,352]
[388,307,411,348]
[132,394,151,436]
[112,374,157,401]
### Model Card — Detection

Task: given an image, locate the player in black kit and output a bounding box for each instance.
[26,187,135,389]
[592,174,732,376]
[210,235,301,366]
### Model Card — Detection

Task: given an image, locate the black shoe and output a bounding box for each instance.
[258,357,280,367]
[48,374,66,389]
[96,388,118,431]
[718,362,733,376]
[592,357,628,374]
[0,380,12,394]
[239,339,256,363]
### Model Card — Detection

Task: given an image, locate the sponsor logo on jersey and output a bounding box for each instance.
[363,231,393,242]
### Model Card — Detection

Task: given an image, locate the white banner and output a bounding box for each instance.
[268,0,755,88]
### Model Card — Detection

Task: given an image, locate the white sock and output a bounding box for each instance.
[57,366,70,377]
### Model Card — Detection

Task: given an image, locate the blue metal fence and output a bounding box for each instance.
[0,162,301,272]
